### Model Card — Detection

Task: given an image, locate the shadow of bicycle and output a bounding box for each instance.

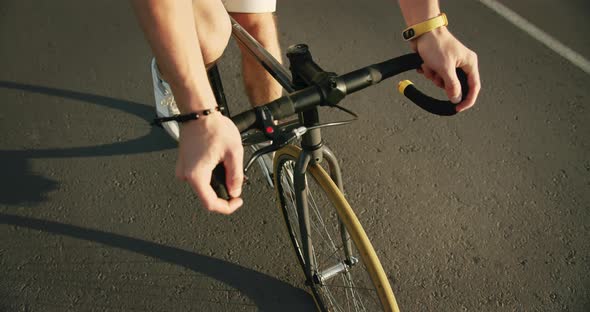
[0,81,316,309]
[0,213,315,310]
[0,81,176,206]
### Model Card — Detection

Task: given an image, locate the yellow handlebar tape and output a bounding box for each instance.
[398,80,414,94]
[402,13,448,41]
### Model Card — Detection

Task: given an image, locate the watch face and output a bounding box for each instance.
[403,28,415,40]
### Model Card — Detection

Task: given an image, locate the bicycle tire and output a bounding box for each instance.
[273,145,400,312]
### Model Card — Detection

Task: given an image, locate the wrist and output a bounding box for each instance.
[177,100,218,114]
[417,25,449,41]
[153,106,223,128]
[410,26,449,52]
[171,86,217,113]
[163,74,217,113]
[178,109,224,134]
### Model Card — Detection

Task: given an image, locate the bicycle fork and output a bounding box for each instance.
[293,146,356,286]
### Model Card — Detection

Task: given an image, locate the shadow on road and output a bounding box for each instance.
[0,81,176,206]
[0,213,316,310]
[0,82,316,309]
[0,154,58,205]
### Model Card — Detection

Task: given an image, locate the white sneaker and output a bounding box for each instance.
[151,58,180,141]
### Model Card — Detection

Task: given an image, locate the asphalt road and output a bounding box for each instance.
[1,0,589,311]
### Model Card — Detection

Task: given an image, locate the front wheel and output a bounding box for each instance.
[273,145,399,312]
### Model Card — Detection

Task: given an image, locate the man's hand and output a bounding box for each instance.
[175,113,244,214]
[410,27,481,112]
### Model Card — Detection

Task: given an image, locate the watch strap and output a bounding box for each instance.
[402,13,448,41]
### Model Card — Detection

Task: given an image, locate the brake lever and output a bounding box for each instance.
[244,126,307,174]
[244,144,278,174]
[244,106,309,174]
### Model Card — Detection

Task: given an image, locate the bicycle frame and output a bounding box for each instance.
[206,17,353,284]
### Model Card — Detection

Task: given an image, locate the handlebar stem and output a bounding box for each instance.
[287,44,347,107]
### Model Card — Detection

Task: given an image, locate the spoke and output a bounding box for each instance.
[347,274,368,312]
[323,288,342,312]
[325,273,370,312]
[343,273,353,312]
[307,184,342,263]
[281,162,302,253]
[319,283,379,292]
[341,273,355,312]
[319,235,354,266]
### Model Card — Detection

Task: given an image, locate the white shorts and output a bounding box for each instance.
[222,0,276,13]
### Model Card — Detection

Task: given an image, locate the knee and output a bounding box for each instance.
[231,13,275,39]
[198,14,232,65]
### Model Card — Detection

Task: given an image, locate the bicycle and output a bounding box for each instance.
[157,17,468,312]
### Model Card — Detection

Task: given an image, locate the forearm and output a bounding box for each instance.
[397,0,441,25]
[130,0,215,111]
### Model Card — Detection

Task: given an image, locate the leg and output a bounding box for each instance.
[191,0,232,67]
[230,12,283,106]
[153,0,231,82]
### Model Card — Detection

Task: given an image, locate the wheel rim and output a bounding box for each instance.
[276,157,383,312]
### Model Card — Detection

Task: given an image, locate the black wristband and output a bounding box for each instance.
[152,106,222,126]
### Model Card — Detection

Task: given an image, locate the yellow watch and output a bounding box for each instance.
[402,13,448,41]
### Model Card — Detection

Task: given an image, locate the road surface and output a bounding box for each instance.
[1,0,588,311]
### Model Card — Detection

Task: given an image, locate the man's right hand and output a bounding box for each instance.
[175,112,244,214]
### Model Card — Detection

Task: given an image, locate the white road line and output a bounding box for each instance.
[477,0,590,75]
